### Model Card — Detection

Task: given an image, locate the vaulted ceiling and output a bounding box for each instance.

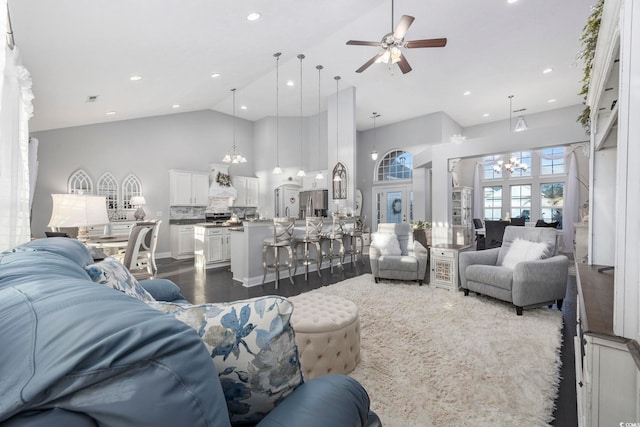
[9,0,594,132]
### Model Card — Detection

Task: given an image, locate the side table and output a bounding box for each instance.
[430,244,470,291]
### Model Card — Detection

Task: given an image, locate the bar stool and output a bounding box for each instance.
[294,216,324,280]
[320,215,345,272]
[262,217,295,289]
[343,215,365,265]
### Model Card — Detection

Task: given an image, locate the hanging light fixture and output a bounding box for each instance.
[333,76,341,182]
[508,94,529,132]
[370,112,380,160]
[272,52,283,175]
[222,88,247,164]
[315,65,324,181]
[296,54,306,177]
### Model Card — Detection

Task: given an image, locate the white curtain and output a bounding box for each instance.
[533,149,580,252]
[0,0,34,251]
[473,161,482,219]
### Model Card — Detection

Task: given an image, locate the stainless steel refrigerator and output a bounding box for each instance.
[299,189,328,218]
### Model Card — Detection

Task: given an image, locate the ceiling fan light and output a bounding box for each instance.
[376,50,391,64]
[390,46,402,63]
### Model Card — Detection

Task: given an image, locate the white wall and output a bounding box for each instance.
[31,110,254,255]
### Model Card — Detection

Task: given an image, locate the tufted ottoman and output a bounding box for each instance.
[289,293,360,380]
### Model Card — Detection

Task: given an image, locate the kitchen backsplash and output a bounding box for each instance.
[169,206,206,220]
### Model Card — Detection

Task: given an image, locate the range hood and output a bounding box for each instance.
[208,164,238,199]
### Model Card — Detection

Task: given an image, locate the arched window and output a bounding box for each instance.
[332,162,347,199]
[96,172,119,211]
[376,150,413,181]
[121,174,142,210]
[67,169,93,194]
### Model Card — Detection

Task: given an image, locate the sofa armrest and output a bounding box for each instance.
[256,374,379,427]
[410,241,429,281]
[139,278,189,303]
[368,242,382,277]
[512,255,569,307]
[458,248,500,289]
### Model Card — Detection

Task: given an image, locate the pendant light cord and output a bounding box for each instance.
[231,88,236,151]
[335,76,340,156]
[298,54,305,173]
[316,65,323,175]
[274,53,281,167]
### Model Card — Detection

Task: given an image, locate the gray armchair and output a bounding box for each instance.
[459,226,568,315]
[369,223,428,285]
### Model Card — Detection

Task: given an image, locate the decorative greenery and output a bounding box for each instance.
[411,220,432,230]
[577,0,604,132]
[216,172,231,187]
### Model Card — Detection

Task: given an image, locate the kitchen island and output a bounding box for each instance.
[193,223,235,269]
[229,218,364,287]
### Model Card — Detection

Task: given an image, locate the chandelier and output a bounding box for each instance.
[222,88,247,164]
[493,156,528,173]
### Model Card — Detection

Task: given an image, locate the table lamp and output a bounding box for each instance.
[130,196,146,221]
[48,194,110,241]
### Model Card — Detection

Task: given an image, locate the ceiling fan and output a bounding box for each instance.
[346,0,447,74]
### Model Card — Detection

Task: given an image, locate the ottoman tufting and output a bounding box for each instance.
[289,293,361,380]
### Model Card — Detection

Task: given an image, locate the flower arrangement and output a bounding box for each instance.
[216,172,231,187]
[411,220,432,230]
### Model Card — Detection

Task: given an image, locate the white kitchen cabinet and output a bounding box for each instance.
[232,176,260,207]
[170,224,195,259]
[169,170,209,206]
[194,226,231,269]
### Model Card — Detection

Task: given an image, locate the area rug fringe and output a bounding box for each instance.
[304,274,563,427]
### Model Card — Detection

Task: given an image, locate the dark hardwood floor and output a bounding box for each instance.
[154,256,578,426]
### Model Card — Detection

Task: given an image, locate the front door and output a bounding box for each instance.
[373,186,412,226]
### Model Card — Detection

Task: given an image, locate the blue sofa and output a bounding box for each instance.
[0,238,380,426]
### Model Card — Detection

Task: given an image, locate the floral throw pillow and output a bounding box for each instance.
[149,296,303,424]
[85,257,155,302]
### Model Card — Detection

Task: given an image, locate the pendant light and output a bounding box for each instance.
[222,88,247,164]
[333,75,342,182]
[272,52,283,175]
[315,65,324,181]
[296,54,306,177]
[370,112,380,160]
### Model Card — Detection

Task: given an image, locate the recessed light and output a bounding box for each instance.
[129,75,143,81]
[210,73,221,78]
[507,0,518,3]
[247,12,261,21]
[483,113,490,117]
[106,111,117,116]
[463,91,471,96]
[286,80,295,87]
[548,99,557,103]
[172,104,181,109]
[543,68,553,74]
[240,105,248,110]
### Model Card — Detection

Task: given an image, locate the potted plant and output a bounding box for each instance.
[412,220,432,249]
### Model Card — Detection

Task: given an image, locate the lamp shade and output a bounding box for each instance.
[130,196,146,206]
[48,194,109,228]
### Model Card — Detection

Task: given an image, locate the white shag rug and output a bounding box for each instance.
[304,274,563,427]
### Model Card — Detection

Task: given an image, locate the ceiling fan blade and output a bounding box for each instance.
[356,53,385,73]
[397,54,412,74]
[404,38,448,49]
[393,15,415,40]
[346,40,382,47]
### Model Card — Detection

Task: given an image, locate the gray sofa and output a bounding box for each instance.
[458,226,568,315]
[369,223,428,285]
[0,237,380,426]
